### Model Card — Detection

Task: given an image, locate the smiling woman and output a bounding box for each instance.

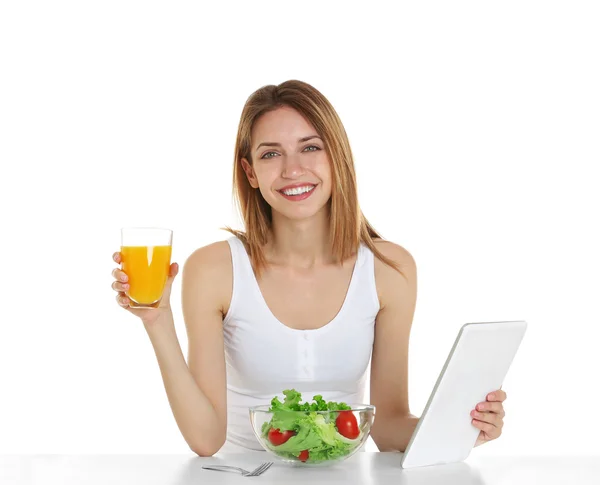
[224,80,403,277]
[111,79,505,460]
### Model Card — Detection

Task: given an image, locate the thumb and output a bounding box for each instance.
[166,262,179,284]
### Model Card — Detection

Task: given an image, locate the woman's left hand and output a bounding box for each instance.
[471,389,507,447]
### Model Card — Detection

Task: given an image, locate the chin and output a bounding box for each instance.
[273,200,331,222]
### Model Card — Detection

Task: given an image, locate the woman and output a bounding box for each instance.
[111,80,507,456]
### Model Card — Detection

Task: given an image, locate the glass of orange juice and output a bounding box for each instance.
[120,227,173,308]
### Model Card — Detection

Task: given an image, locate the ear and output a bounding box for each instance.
[241,158,259,188]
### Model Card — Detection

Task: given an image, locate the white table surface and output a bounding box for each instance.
[2,452,600,484]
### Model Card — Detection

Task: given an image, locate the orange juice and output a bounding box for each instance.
[120,245,172,307]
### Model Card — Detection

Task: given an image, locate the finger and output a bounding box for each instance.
[476,401,505,416]
[472,419,499,437]
[113,252,122,264]
[111,280,130,293]
[116,293,130,307]
[487,390,507,402]
[111,268,128,282]
[471,410,503,426]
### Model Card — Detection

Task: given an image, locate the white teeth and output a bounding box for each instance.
[281,185,315,196]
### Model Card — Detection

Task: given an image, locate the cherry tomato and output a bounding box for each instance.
[336,410,360,439]
[298,450,309,462]
[267,427,296,446]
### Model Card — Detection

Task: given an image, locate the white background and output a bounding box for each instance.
[1,0,598,457]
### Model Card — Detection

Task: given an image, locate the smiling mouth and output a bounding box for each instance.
[278,185,317,196]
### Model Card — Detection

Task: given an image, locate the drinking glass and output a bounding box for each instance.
[120,227,173,308]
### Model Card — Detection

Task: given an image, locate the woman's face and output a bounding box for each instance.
[241,105,332,221]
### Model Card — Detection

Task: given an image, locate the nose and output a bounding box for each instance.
[281,153,306,179]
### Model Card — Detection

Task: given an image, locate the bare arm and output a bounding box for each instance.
[145,241,230,456]
[369,241,419,452]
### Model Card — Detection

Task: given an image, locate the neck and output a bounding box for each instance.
[267,205,332,268]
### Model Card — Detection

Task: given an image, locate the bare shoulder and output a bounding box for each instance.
[182,240,233,317]
[373,239,416,268]
[185,240,232,270]
[372,239,417,309]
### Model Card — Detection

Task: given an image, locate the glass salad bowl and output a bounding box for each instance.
[249,402,376,467]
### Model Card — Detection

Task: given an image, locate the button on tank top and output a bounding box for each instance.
[220,236,380,452]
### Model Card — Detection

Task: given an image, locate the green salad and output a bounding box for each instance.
[259,389,364,463]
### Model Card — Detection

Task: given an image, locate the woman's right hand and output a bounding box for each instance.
[111,251,179,326]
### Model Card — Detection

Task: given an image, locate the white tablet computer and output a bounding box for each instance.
[400,320,528,469]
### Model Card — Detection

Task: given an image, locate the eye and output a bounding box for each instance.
[260,145,321,160]
[261,151,277,160]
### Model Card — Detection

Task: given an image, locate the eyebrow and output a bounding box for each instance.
[255,135,322,152]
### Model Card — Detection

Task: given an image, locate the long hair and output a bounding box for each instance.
[223,80,404,278]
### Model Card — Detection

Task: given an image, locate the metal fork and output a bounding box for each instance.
[202,461,273,477]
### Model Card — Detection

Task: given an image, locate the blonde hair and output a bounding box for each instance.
[224,80,404,278]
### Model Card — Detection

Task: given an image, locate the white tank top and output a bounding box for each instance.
[220,236,380,452]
